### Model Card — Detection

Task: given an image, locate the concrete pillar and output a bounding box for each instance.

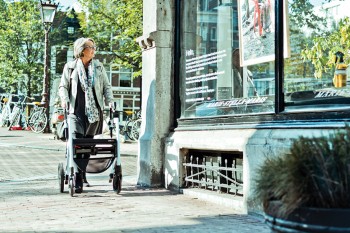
[136,0,174,187]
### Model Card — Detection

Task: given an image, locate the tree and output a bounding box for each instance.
[284,0,330,80]
[0,0,44,97]
[77,0,143,77]
[289,0,327,31]
[302,17,350,78]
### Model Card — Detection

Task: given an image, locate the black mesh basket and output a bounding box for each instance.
[74,156,115,173]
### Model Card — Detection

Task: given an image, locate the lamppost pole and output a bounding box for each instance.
[42,26,50,114]
[39,0,58,133]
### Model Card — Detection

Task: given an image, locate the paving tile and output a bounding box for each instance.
[0,127,270,233]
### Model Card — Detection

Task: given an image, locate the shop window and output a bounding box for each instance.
[180,0,275,118]
[284,0,350,111]
[179,0,350,119]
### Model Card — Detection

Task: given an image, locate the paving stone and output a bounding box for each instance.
[0,127,270,233]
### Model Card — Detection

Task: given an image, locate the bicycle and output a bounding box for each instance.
[102,109,141,142]
[129,111,141,141]
[8,97,47,133]
[0,94,16,127]
[119,111,135,142]
[8,95,33,130]
[27,102,48,133]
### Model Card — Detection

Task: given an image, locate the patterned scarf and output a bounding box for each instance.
[76,59,100,123]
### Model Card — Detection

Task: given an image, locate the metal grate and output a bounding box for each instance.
[183,151,243,196]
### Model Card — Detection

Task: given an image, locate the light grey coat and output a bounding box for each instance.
[59,59,113,114]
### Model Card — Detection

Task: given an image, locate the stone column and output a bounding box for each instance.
[136,0,174,187]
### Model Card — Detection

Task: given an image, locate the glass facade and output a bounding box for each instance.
[179,0,350,119]
[284,0,350,111]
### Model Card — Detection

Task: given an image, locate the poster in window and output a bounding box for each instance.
[238,0,290,66]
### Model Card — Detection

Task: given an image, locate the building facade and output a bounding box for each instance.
[137,0,350,214]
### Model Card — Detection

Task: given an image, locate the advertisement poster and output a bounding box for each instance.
[238,0,290,66]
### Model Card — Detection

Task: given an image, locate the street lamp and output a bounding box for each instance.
[39,0,58,133]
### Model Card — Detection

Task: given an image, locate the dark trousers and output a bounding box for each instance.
[69,114,101,182]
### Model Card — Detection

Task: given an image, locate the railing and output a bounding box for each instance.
[183,152,243,196]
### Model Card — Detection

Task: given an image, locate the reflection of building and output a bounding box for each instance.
[196,1,240,99]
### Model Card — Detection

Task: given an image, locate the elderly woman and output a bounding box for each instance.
[59,37,113,193]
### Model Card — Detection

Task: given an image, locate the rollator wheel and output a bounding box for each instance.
[69,177,74,197]
[68,168,75,197]
[113,175,122,194]
[58,163,64,193]
[113,165,122,194]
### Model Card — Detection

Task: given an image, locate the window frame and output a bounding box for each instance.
[173,0,350,129]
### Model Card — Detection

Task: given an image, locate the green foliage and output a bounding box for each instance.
[0,0,44,96]
[289,0,327,31]
[255,127,350,217]
[77,0,143,78]
[301,17,350,78]
[284,0,330,81]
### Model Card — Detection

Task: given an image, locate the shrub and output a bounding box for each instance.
[255,127,350,217]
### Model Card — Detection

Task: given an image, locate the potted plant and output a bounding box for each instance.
[254,127,350,232]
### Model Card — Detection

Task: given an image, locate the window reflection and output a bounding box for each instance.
[285,0,350,110]
[180,0,350,118]
[180,0,275,118]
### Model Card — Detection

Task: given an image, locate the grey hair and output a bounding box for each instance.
[73,37,95,59]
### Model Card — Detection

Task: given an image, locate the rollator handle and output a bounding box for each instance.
[108,107,115,138]
[63,108,69,141]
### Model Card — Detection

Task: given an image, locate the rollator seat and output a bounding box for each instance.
[73,138,117,156]
[72,138,118,173]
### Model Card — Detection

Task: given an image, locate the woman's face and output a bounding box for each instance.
[83,40,96,61]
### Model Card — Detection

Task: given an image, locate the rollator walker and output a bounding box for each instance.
[57,107,122,197]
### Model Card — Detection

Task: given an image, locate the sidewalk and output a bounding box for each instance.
[0,127,270,233]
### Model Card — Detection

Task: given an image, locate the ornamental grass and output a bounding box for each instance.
[255,127,350,217]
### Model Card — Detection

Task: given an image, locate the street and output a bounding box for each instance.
[0,128,269,233]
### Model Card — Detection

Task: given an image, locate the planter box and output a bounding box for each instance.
[265,200,350,233]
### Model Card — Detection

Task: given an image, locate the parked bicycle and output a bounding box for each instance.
[101,109,141,142]
[129,111,141,141]
[0,94,16,127]
[27,102,48,133]
[8,95,33,130]
[117,111,134,142]
[7,96,47,133]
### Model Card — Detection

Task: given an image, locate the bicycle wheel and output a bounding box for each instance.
[112,165,122,194]
[130,119,141,141]
[8,109,20,130]
[125,120,135,141]
[29,111,47,133]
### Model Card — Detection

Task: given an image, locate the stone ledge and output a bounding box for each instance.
[180,188,246,214]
